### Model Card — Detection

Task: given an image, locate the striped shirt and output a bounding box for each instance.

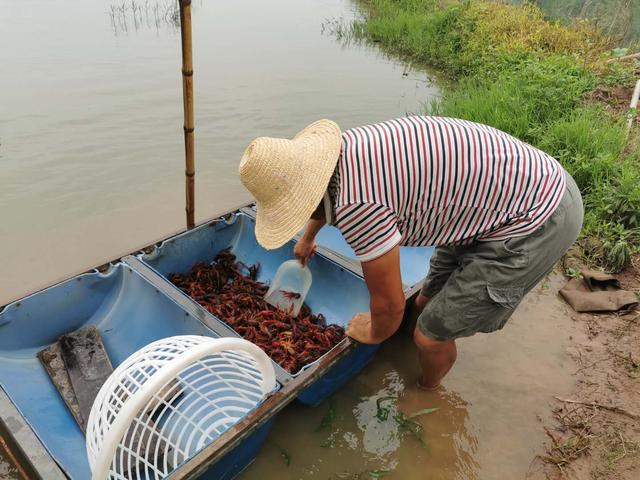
[332,116,566,261]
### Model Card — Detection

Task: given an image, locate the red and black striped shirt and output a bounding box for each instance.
[332,116,566,261]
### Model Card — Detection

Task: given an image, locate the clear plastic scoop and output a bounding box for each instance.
[264,260,312,317]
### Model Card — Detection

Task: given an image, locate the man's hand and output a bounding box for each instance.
[354,245,406,343]
[294,238,316,266]
[294,218,325,266]
[346,312,385,344]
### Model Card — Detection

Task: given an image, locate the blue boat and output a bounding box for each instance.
[0,205,433,479]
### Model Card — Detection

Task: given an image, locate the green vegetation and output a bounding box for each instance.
[374,396,438,445]
[515,0,640,46]
[278,446,292,466]
[344,0,640,271]
[367,471,392,478]
[315,399,337,431]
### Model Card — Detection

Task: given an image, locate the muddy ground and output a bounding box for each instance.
[588,82,640,119]
[540,257,640,480]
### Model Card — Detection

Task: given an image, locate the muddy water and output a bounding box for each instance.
[242,275,583,479]
[0,0,438,305]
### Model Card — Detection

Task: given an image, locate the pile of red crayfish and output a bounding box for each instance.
[169,249,345,373]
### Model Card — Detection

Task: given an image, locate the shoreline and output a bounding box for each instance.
[343,0,640,273]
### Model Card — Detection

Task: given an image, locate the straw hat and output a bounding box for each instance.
[239,119,341,250]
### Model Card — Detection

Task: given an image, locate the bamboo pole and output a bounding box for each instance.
[179,0,195,228]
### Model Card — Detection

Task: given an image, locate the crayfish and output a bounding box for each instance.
[169,248,345,373]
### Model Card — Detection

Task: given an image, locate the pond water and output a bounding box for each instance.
[241,274,582,480]
[0,0,438,306]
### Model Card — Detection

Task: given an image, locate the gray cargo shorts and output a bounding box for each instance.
[417,171,583,342]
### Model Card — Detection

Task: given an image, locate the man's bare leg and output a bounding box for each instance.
[404,293,432,333]
[411,293,457,389]
[413,329,457,389]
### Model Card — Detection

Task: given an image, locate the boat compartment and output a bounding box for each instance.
[133,212,380,405]
[0,263,277,479]
[313,224,435,291]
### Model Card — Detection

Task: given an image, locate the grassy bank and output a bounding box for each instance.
[344,0,640,271]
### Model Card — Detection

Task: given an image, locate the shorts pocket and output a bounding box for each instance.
[479,236,530,269]
[486,284,524,309]
[464,284,525,334]
[502,236,528,258]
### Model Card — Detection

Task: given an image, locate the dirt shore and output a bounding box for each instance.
[540,257,640,479]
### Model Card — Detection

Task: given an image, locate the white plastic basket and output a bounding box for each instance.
[86,335,276,480]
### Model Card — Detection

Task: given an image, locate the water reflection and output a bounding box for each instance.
[351,340,480,480]
[244,277,580,480]
[244,335,480,480]
[353,372,405,462]
[397,384,479,480]
[107,0,181,35]
[351,370,479,479]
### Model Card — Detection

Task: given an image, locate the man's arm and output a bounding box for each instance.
[294,218,326,266]
[346,245,405,344]
[302,218,325,243]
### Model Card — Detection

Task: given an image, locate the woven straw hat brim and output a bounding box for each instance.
[239,119,341,250]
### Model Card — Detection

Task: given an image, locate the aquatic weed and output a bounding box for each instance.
[374,396,438,445]
[367,470,392,478]
[278,446,291,466]
[316,400,337,431]
[375,396,395,421]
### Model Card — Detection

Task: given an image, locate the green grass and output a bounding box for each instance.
[345,0,640,271]
[432,55,597,142]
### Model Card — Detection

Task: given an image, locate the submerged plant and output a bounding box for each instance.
[367,470,392,478]
[374,396,438,445]
[375,396,395,421]
[278,446,291,467]
[316,400,337,432]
